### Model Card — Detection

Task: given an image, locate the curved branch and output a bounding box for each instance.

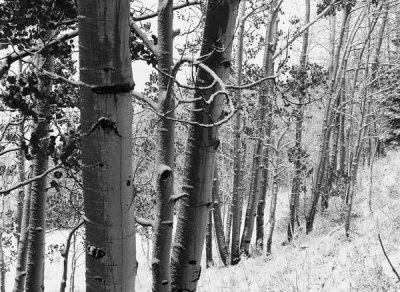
[227,75,277,90]
[135,216,155,228]
[0,147,21,156]
[132,91,160,112]
[0,163,62,195]
[378,234,400,282]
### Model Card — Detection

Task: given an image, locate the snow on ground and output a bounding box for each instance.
[4,151,400,291]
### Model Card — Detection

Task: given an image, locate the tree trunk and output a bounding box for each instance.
[306,9,350,233]
[241,142,262,256]
[367,1,388,164]
[241,0,281,256]
[345,1,386,236]
[79,1,136,290]
[14,60,25,248]
[256,1,279,249]
[152,1,175,291]
[225,209,232,249]
[206,209,214,268]
[60,221,85,292]
[266,159,279,254]
[338,77,347,174]
[14,120,25,247]
[212,165,229,266]
[0,232,4,292]
[25,30,54,292]
[328,14,336,80]
[288,0,310,242]
[13,181,32,292]
[256,137,270,250]
[69,232,77,292]
[170,1,240,290]
[230,0,246,265]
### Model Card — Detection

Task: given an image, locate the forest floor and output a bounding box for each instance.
[192,150,400,292]
[4,151,400,291]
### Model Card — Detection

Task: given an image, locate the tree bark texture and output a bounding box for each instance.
[152,1,176,291]
[288,0,310,241]
[205,209,214,268]
[266,159,279,254]
[13,61,25,248]
[25,30,54,292]
[212,165,229,266]
[0,232,4,292]
[256,138,271,250]
[170,1,240,290]
[13,181,31,292]
[256,1,279,249]
[240,141,262,256]
[79,1,136,291]
[230,0,246,265]
[14,120,25,248]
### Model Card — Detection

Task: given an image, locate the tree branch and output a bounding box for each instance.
[0,147,21,156]
[135,216,155,228]
[378,234,400,282]
[169,193,188,203]
[132,91,160,112]
[0,163,63,195]
[227,75,277,90]
[130,21,159,56]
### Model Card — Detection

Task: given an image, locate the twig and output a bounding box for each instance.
[169,193,188,203]
[0,163,63,195]
[378,233,400,282]
[227,75,278,90]
[0,147,21,156]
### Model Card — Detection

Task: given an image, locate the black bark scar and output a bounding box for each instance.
[91,82,135,94]
[85,117,122,137]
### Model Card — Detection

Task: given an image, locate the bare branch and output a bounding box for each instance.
[0,147,21,156]
[227,75,277,90]
[132,91,160,112]
[378,234,400,282]
[0,163,63,195]
[130,21,159,56]
[135,216,155,228]
[169,193,188,203]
